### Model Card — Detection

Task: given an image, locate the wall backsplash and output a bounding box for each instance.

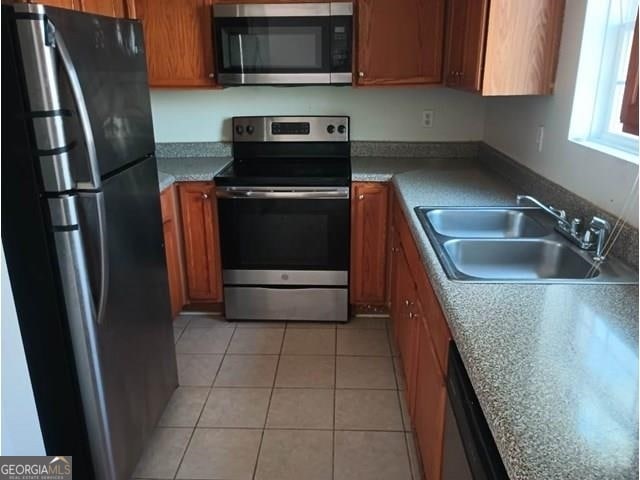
[149,86,485,143]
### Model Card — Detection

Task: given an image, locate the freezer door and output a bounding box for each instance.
[14,4,154,184]
[76,156,177,480]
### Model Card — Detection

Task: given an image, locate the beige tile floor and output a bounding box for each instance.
[133,315,424,480]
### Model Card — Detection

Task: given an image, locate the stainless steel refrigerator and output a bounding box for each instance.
[2,4,178,480]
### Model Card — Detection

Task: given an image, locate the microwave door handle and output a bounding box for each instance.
[53,24,101,191]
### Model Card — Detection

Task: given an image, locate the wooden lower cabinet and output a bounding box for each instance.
[350,182,390,306]
[178,182,223,303]
[160,185,187,318]
[390,186,451,480]
[414,315,447,480]
[393,242,420,417]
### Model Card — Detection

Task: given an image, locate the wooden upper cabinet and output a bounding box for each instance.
[350,182,389,305]
[133,0,217,88]
[445,0,565,95]
[215,0,326,3]
[356,0,445,85]
[178,182,223,303]
[621,14,639,136]
[444,0,488,91]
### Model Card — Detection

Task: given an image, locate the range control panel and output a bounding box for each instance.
[232,116,350,142]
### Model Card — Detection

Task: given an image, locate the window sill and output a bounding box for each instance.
[569,137,639,164]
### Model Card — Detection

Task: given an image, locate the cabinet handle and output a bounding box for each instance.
[358,194,364,200]
[202,193,209,199]
[209,73,215,79]
[358,71,365,77]
[408,312,414,319]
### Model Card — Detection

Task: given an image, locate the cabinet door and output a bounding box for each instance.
[160,186,186,318]
[133,0,216,87]
[414,315,446,480]
[178,182,223,302]
[350,182,389,305]
[356,0,445,85]
[444,0,489,91]
[393,242,420,417]
[402,294,421,417]
[389,226,402,339]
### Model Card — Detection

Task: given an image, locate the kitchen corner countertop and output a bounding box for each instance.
[157,156,232,190]
[376,159,638,480]
[351,156,458,182]
[156,154,638,477]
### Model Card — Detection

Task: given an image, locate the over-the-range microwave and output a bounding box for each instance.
[212,2,353,86]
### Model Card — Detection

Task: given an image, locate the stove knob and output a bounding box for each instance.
[235,125,244,135]
[337,125,346,134]
[327,124,335,134]
[246,125,255,135]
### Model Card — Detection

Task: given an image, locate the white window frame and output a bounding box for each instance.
[569,0,639,163]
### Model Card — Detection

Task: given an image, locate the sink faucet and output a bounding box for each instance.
[516,195,569,228]
[585,217,611,261]
[516,195,611,261]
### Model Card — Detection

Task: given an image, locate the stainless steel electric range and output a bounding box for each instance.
[215,116,351,322]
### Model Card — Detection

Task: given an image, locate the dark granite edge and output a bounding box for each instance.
[478,143,639,269]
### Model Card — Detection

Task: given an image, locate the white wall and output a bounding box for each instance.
[150,86,485,142]
[1,243,46,455]
[483,0,639,227]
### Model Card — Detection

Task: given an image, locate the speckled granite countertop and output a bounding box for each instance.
[382,159,638,480]
[351,156,451,181]
[157,157,232,190]
[157,155,638,477]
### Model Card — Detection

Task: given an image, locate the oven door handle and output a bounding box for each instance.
[216,187,350,199]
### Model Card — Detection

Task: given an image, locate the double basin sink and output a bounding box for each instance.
[415,207,638,284]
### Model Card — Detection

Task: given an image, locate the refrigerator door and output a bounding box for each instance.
[75,156,177,480]
[15,4,154,183]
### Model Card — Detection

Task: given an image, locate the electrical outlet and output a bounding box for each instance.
[536,125,544,152]
[422,110,434,128]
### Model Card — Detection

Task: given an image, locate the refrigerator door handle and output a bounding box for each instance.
[53,24,101,190]
[48,195,116,479]
[93,191,110,325]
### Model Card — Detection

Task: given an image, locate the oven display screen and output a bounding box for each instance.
[271,122,311,135]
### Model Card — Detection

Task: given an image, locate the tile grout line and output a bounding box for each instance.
[251,323,286,480]
[171,323,237,480]
[169,425,408,433]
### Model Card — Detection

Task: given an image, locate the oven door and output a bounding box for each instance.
[213,3,352,85]
[216,186,350,285]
